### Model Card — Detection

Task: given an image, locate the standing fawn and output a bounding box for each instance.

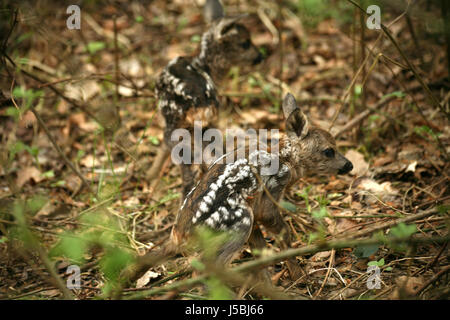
[147,1,263,198]
[167,93,353,278]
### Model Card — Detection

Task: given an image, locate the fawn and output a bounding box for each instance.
[167,93,353,278]
[147,0,263,197]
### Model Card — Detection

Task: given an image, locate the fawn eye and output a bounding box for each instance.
[241,40,251,49]
[323,148,335,158]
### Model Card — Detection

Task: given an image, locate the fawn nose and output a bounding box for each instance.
[252,52,263,65]
[338,161,353,174]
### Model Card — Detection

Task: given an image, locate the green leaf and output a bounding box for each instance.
[9,141,27,159]
[368,258,384,267]
[191,34,201,43]
[99,247,134,281]
[0,236,8,244]
[51,180,66,187]
[312,207,328,220]
[390,223,417,238]
[437,205,449,215]
[280,200,297,213]
[135,15,144,23]
[86,41,106,54]
[354,243,379,258]
[205,276,233,300]
[148,136,160,146]
[382,90,405,99]
[248,76,258,87]
[5,107,21,121]
[16,32,33,44]
[27,195,48,214]
[354,84,362,96]
[50,234,87,263]
[368,260,379,267]
[190,259,205,271]
[327,193,342,199]
[12,86,27,98]
[41,170,55,179]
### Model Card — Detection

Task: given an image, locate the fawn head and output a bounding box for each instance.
[198,0,263,80]
[281,93,353,176]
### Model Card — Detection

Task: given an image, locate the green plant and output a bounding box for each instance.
[85,41,106,54]
[368,257,385,267]
[296,186,312,213]
[50,207,135,297]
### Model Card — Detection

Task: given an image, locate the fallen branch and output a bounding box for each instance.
[414,265,450,296]
[333,94,397,138]
[233,234,450,275]
[124,234,449,300]
[335,207,439,239]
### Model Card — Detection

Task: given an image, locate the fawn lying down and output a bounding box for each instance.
[166,93,353,277]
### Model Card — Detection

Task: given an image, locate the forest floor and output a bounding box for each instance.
[0,0,449,300]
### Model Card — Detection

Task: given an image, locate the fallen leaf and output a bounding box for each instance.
[136,269,160,288]
[16,166,42,188]
[357,178,398,195]
[391,276,424,298]
[310,250,331,261]
[406,161,417,173]
[345,150,369,176]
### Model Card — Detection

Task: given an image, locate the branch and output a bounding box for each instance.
[335,207,439,239]
[29,104,95,195]
[233,234,450,275]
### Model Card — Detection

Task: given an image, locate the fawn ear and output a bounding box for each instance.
[204,0,224,24]
[215,14,247,39]
[283,93,309,139]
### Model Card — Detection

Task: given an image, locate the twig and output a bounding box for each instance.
[329,3,409,129]
[28,103,95,195]
[232,235,450,276]
[347,0,449,120]
[333,94,397,138]
[414,265,450,296]
[314,249,335,298]
[336,207,438,239]
[3,53,102,124]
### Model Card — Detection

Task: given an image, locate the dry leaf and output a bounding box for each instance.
[16,166,42,188]
[345,150,369,176]
[390,276,424,298]
[310,250,332,261]
[136,269,160,288]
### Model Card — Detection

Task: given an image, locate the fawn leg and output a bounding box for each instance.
[247,225,273,285]
[180,163,200,199]
[205,206,254,267]
[255,187,304,280]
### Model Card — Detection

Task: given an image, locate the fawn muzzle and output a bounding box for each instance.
[338,159,353,175]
